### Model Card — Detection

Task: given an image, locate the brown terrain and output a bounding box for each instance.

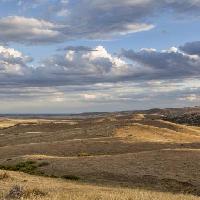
[0,107,200,199]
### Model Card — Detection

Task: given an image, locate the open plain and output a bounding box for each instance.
[0,108,200,200]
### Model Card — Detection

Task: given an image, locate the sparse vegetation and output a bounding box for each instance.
[0,109,200,199]
[0,161,37,174]
[164,113,200,126]
[38,161,50,167]
[0,160,50,177]
[5,185,47,199]
[77,152,91,157]
[0,170,200,200]
[61,175,80,181]
[0,171,10,180]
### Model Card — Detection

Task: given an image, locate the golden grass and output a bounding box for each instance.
[0,120,18,129]
[0,170,199,200]
[0,119,40,129]
[1,114,200,199]
[116,120,200,143]
[0,118,77,129]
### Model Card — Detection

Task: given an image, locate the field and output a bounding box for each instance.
[0,108,200,199]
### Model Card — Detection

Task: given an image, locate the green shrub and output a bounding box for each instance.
[0,161,55,178]
[0,161,37,174]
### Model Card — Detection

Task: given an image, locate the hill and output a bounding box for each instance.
[0,107,200,199]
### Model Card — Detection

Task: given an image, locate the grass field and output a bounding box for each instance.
[0,110,200,199]
[1,170,200,200]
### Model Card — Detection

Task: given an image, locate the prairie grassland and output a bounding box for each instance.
[0,112,200,199]
[115,119,200,142]
[0,170,200,200]
[0,118,77,129]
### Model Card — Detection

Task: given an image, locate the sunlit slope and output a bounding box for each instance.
[116,117,200,142]
[1,149,200,196]
[1,170,200,200]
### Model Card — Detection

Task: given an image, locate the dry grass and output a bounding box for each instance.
[0,120,18,129]
[0,170,200,200]
[116,120,200,143]
[0,172,10,180]
[1,148,200,196]
[0,113,200,199]
[0,118,77,129]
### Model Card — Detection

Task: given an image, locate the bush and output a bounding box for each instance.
[38,161,49,167]
[14,161,37,174]
[0,160,54,178]
[0,161,37,174]
[61,175,80,181]
[5,185,24,199]
[5,185,47,199]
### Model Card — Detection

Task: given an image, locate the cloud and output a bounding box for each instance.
[49,0,200,40]
[0,45,133,87]
[57,46,98,52]
[0,45,32,79]
[1,0,200,44]
[180,41,200,56]
[0,41,200,112]
[34,45,135,86]
[0,16,64,44]
[121,46,200,81]
[1,41,200,88]
[1,42,200,112]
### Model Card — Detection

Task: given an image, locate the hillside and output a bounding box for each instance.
[0,107,200,199]
[1,170,200,200]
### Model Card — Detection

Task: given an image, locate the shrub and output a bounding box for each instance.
[5,185,24,199]
[5,185,47,199]
[61,175,80,181]
[38,161,49,167]
[14,161,37,174]
[0,161,37,174]
[0,161,53,177]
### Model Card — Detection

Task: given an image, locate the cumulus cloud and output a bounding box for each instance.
[35,45,136,86]
[1,42,200,88]
[121,46,200,80]
[0,45,32,80]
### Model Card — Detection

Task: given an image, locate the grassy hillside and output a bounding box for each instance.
[1,170,200,200]
[0,109,200,199]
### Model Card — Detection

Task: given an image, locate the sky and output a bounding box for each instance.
[0,0,200,114]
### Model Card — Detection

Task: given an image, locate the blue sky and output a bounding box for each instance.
[0,0,200,113]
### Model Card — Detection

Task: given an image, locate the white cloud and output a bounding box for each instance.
[0,45,31,75]
[82,94,97,100]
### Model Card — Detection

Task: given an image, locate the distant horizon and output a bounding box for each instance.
[0,105,199,116]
